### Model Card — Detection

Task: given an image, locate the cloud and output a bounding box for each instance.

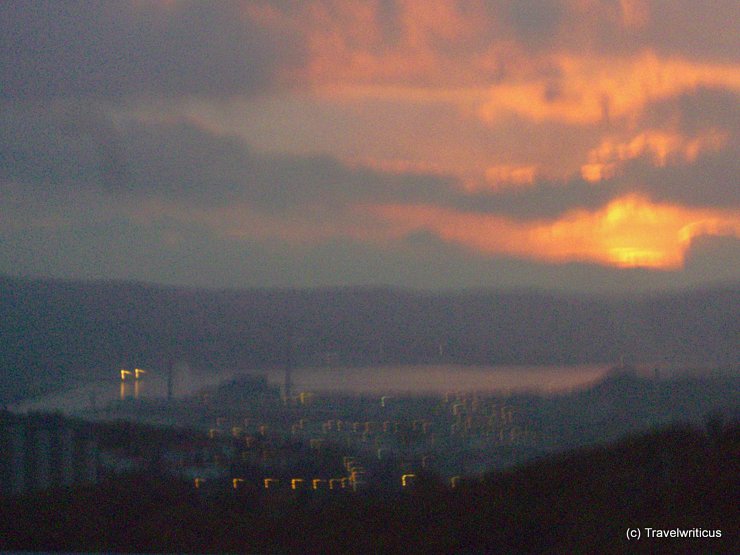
[366,194,740,270]
[478,51,740,126]
[635,0,740,62]
[3,103,737,274]
[501,0,563,48]
[3,1,737,105]
[580,88,740,209]
[3,205,735,293]
[446,176,618,220]
[618,149,740,210]
[1,1,738,290]
[684,234,740,285]
[0,104,451,205]
[638,87,740,137]
[0,0,304,101]
[0,104,462,255]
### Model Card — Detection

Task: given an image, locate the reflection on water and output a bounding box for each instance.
[118,380,143,401]
[8,364,610,415]
[264,364,609,396]
[8,362,203,414]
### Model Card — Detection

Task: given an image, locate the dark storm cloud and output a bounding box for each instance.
[447,177,617,221]
[641,87,740,136]
[249,154,454,213]
[504,0,563,48]
[0,103,615,226]
[503,0,740,62]
[120,119,454,212]
[618,150,740,209]
[446,146,739,222]
[0,0,304,101]
[0,105,455,213]
[409,0,735,63]
[2,97,736,231]
[621,87,740,209]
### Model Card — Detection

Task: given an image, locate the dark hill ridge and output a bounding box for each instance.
[528,369,740,457]
[0,420,736,553]
[1,275,738,402]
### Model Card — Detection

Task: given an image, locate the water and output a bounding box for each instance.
[265,364,609,396]
[7,363,610,415]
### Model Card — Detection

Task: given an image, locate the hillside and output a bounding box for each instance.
[0,421,736,553]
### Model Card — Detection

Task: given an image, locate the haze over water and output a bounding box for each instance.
[8,364,611,415]
[265,364,611,396]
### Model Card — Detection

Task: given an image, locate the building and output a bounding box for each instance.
[0,412,99,497]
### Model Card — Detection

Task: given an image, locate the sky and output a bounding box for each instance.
[1,0,739,293]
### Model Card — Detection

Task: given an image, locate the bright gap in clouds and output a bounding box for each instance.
[367,194,740,270]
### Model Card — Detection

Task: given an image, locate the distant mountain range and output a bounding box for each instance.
[1,275,738,402]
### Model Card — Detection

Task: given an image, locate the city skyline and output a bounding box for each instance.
[1,1,739,293]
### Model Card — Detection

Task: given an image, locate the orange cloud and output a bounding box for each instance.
[299,0,506,88]
[187,1,740,189]
[367,194,740,269]
[285,0,740,127]
[618,0,650,29]
[235,1,740,118]
[581,128,729,182]
[481,165,538,190]
[479,51,740,126]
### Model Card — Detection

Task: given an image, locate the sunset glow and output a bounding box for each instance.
[2,5,739,552]
[1,0,738,291]
[582,129,729,182]
[370,195,740,269]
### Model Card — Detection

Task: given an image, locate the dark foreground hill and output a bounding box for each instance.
[1,420,737,553]
[1,274,738,402]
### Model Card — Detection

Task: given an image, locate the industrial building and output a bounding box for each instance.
[0,412,98,497]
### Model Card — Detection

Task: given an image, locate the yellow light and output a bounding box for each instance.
[401,474,416,487]
[134,368,147,379]
[120,369,132,381]
[232,478,244,489]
